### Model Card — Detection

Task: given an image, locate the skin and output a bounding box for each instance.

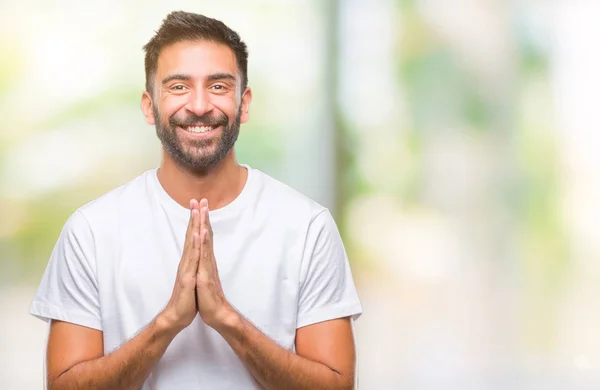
[46,40,356,390]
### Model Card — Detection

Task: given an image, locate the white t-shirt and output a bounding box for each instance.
[30,165,362,389]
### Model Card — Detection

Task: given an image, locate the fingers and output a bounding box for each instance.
[199,198,206,233]
[181,199,200,273]
[193,231,201,248]
[184,199,200,245]
[198,199,214,268]
[190,199,201,244]
[199,198,213,241]
[192,230,202,275]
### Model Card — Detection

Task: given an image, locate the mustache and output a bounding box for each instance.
[169,112,229,128]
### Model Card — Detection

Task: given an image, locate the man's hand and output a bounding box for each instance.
[196,198,233,328]
[45,199,204,390]
[160,199,202,332]
[192,199,356,390]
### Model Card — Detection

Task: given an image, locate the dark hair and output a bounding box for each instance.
[143,11,249,95]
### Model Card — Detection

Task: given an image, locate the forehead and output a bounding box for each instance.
[155,40,239,81]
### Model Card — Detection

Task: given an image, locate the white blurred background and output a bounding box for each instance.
[1,0,600,388]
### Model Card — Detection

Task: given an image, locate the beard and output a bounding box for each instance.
[153,104,241,174]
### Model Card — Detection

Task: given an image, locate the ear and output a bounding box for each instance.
[141,91,155,125]
[239,87,252,124]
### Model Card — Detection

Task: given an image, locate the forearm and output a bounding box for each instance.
[49,314,179,390]
[216,312,353,390]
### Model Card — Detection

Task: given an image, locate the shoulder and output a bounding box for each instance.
[74,169,156,229]
[252,168,328,224]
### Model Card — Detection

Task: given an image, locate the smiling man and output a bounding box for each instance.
[30,11,362,390]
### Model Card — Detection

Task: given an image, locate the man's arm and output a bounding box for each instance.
[46,199,204,390]
[47,315,178,390]
[195,200,357,390]
[215,313,356,390]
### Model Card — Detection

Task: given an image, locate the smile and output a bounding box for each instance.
[184,125,216,133]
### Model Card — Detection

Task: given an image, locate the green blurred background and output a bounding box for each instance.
[1,0,599,388]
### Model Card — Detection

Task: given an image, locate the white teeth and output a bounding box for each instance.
[186,126,213,133]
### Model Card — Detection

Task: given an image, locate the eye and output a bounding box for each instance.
[211,84,227,91]
[169,84,188,92]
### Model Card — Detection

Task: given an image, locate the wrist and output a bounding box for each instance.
[212,303,242,333]
[156,309,185,336]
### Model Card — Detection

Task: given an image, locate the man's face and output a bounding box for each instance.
[143,40,251,173]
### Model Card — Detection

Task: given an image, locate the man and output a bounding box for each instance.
[30,10,362,390]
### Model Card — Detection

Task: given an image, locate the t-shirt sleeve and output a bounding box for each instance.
[296,210,363,329]
[29,210,102,330]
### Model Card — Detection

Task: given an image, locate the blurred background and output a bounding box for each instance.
[1,0,599,388]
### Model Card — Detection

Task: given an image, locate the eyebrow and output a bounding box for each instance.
[161,73,192,85]
[161,73,236,85]
[206,73,236,83]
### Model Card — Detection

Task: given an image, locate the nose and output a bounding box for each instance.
[186,88,214,117]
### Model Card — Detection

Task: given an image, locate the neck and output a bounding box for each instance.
[156,149,247,211]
